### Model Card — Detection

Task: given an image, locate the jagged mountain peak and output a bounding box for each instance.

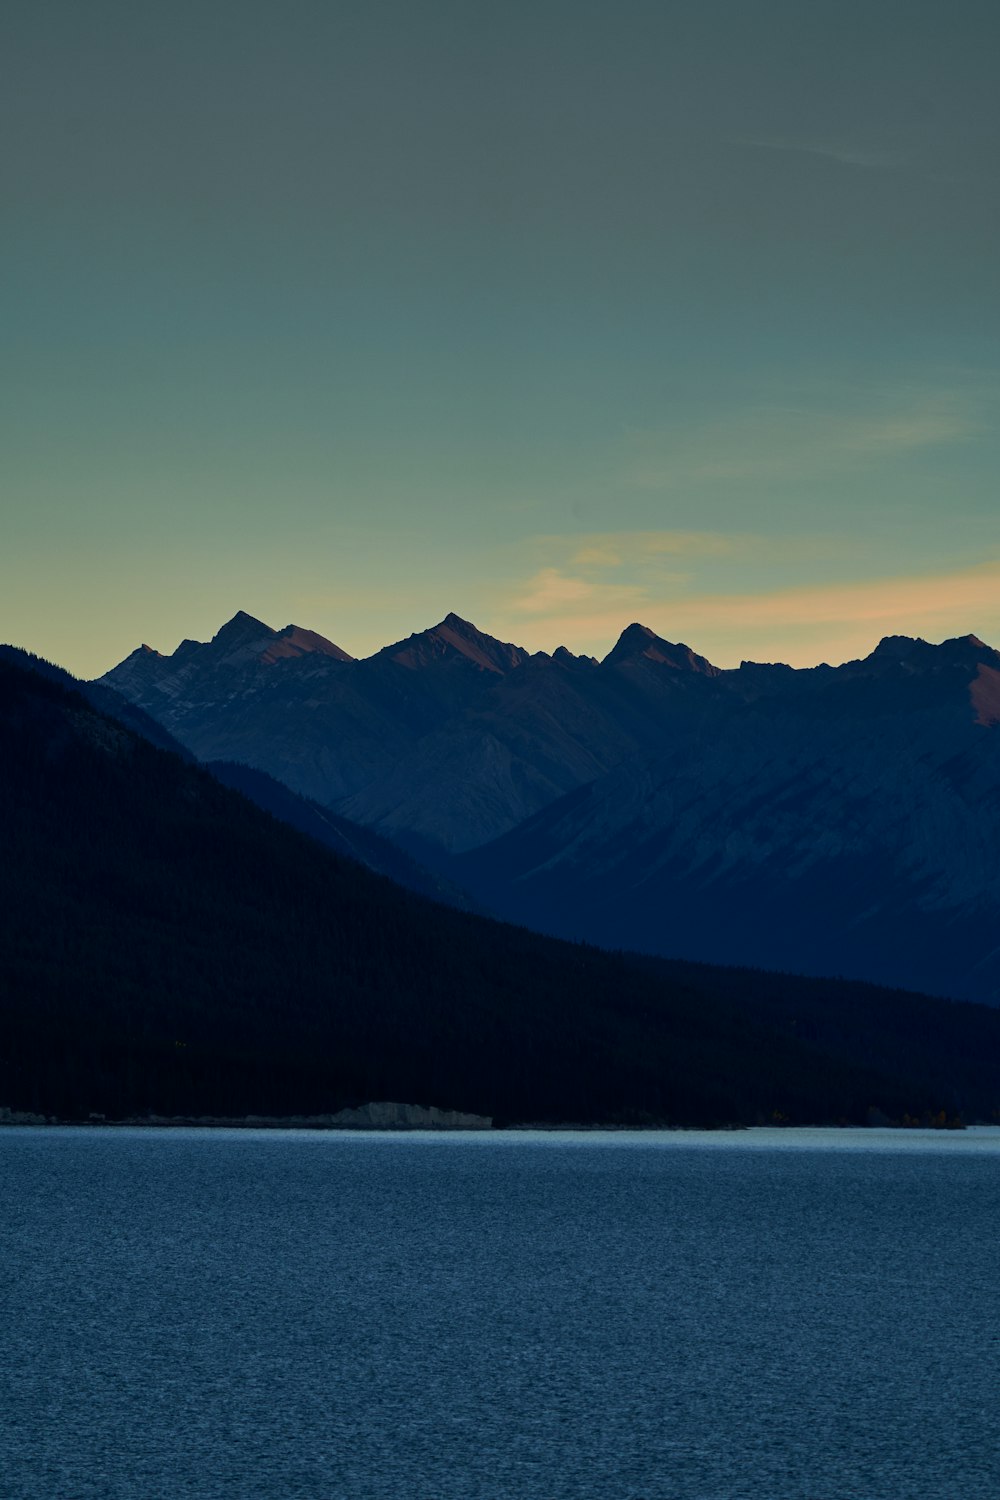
[943,631,998,658]
[100,612,352,695]
[609,622,658,648]
[869,631,996,656]
[865,632,1000,673]
[211,610,275,645]
[440,611,477,632]
[266,624,353,663]
[384,614,529,675]
[207,611,350,661]
[206,610,345,652]
[553,645,598,668]
[603,623,720,675]
[869,634,922,660]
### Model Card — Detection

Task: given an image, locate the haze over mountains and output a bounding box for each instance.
[102,611,1000,1005]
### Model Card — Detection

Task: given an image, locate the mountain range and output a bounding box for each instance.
[12,646,1000,1126]
[100,610,1000,1004]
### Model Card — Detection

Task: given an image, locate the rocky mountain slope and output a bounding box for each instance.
[100,613,1000,1002]
[460,633,1000,1003]
[101,612,732,850]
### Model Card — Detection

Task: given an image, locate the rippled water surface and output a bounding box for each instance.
[3,1126,1000,1499]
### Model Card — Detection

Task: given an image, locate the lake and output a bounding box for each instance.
[2,1126,999,1499]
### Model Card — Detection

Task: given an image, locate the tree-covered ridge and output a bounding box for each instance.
[2,653,999,1126]
[205,759,475,912]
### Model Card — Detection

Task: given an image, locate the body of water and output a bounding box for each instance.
[3,1126,999,1499]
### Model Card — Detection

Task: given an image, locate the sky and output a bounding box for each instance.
[3,0,999,676]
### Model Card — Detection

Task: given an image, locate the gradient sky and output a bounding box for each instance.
[3,0,999,676]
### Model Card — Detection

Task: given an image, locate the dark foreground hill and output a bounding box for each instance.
[205,760,477,913]
[0,647,465,909]
[3,653,1000,1127]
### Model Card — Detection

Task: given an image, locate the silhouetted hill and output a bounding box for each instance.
[4,651,1000,1126]
[0,645,194,760]
[0,648,464,903]
[205,760,476,911]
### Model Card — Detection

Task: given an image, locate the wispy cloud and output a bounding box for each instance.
[510,567,650,618]
[556,531,743,572]
[671,560,1000,637]
[492,558,1000,667]
[627,383,995,491]
[559,530,852,567]
[501,529,864,645]
[734,135,905,170]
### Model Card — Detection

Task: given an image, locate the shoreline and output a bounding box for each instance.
[1,1112,980,1133]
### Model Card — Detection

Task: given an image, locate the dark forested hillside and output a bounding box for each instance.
[205,760,477,912]
[2,653,1000,1127]
[0,644,194,759]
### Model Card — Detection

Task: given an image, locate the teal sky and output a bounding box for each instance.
[3,0,999,676]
